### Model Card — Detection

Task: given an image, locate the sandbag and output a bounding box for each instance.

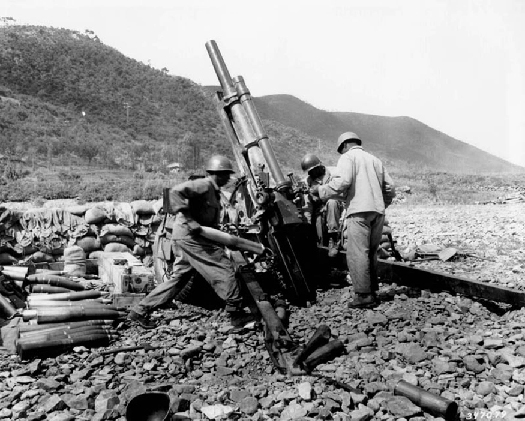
[76,236,101,253]
[152,199,163,214]
[100,224,133,237]
[104,243,131,253]
[0,252,18,265]
[131,200,155,215]
[66,205,89,216]
[14,244,39,256]
[99,234,135,248]
[84,206,107,224]
[88,250,105,260]
[63,245,86,276]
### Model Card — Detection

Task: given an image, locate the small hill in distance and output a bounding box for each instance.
[254,94,523,174]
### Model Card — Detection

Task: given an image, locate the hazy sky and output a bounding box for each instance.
[4,0,525,167]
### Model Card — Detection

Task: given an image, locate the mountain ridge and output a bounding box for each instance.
[254,94,521,173]
[0,25,521,177]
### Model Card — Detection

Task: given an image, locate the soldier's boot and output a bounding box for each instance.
[228,310,257,329]
[348,293,378,309]
[128,310,158,329]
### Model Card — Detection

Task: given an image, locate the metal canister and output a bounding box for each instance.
[394,380,458,421]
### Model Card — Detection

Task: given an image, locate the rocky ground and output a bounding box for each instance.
[1,203,525,421]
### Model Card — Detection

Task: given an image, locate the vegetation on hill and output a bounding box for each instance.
[0,24,523,204]
[0,25,230,172]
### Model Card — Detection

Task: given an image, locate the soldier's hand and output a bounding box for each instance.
[309,185,320,196]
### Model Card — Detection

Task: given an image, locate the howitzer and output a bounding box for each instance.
[205,40,319,306]
[204,41,328,374]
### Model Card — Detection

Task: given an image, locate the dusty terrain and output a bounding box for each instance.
[1,202,524,421]
[388,203,525,290]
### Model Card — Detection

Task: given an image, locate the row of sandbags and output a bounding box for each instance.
[0,200,163,266]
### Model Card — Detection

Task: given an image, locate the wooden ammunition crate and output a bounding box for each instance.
[98,252,155,294]
[111,293,146,310]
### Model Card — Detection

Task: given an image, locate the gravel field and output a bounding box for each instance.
[1,203,524,421]
[388,203,525,290]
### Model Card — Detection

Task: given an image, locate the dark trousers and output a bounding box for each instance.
[134,235,242,315]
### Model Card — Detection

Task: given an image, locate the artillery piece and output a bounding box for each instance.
[151,40,324,373]
[153,41,320,310]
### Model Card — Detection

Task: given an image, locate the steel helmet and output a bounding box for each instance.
[206,155,234,173]
[300,154,322,172]
[336,131,361,153]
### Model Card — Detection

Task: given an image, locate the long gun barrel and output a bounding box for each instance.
[206,40,289,191]
[206,40,318,307]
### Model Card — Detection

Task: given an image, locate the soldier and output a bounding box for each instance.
[310,132,396,308]
[301,153,342,257]
[128,155,254,329]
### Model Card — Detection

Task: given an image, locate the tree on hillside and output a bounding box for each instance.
[73,140,101,166]
[178,132,201,170]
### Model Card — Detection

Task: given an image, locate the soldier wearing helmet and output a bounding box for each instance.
[300,153,343,257]
[310,131,396,309]
[129,155,254,329]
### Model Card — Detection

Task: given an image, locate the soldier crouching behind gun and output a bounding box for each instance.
[128,155,255,329]
[300,153,343,257]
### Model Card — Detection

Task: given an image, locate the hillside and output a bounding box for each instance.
[0,25,231,172]
[254,95,523,174]
[0,25,335,179]
[0,24,522,206]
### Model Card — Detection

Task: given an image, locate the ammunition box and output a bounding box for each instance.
[111,293,146,310]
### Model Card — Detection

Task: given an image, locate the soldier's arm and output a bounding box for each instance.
[318,156,353,201]
[382,169,396,208]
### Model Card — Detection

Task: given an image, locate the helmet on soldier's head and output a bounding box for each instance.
[336,131,361,154]
[206,155,234,173]
[301,154,322,173]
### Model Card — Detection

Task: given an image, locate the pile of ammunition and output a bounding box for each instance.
[1,265,124,360]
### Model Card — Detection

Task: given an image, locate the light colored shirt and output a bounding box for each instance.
[319,146,395,215]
